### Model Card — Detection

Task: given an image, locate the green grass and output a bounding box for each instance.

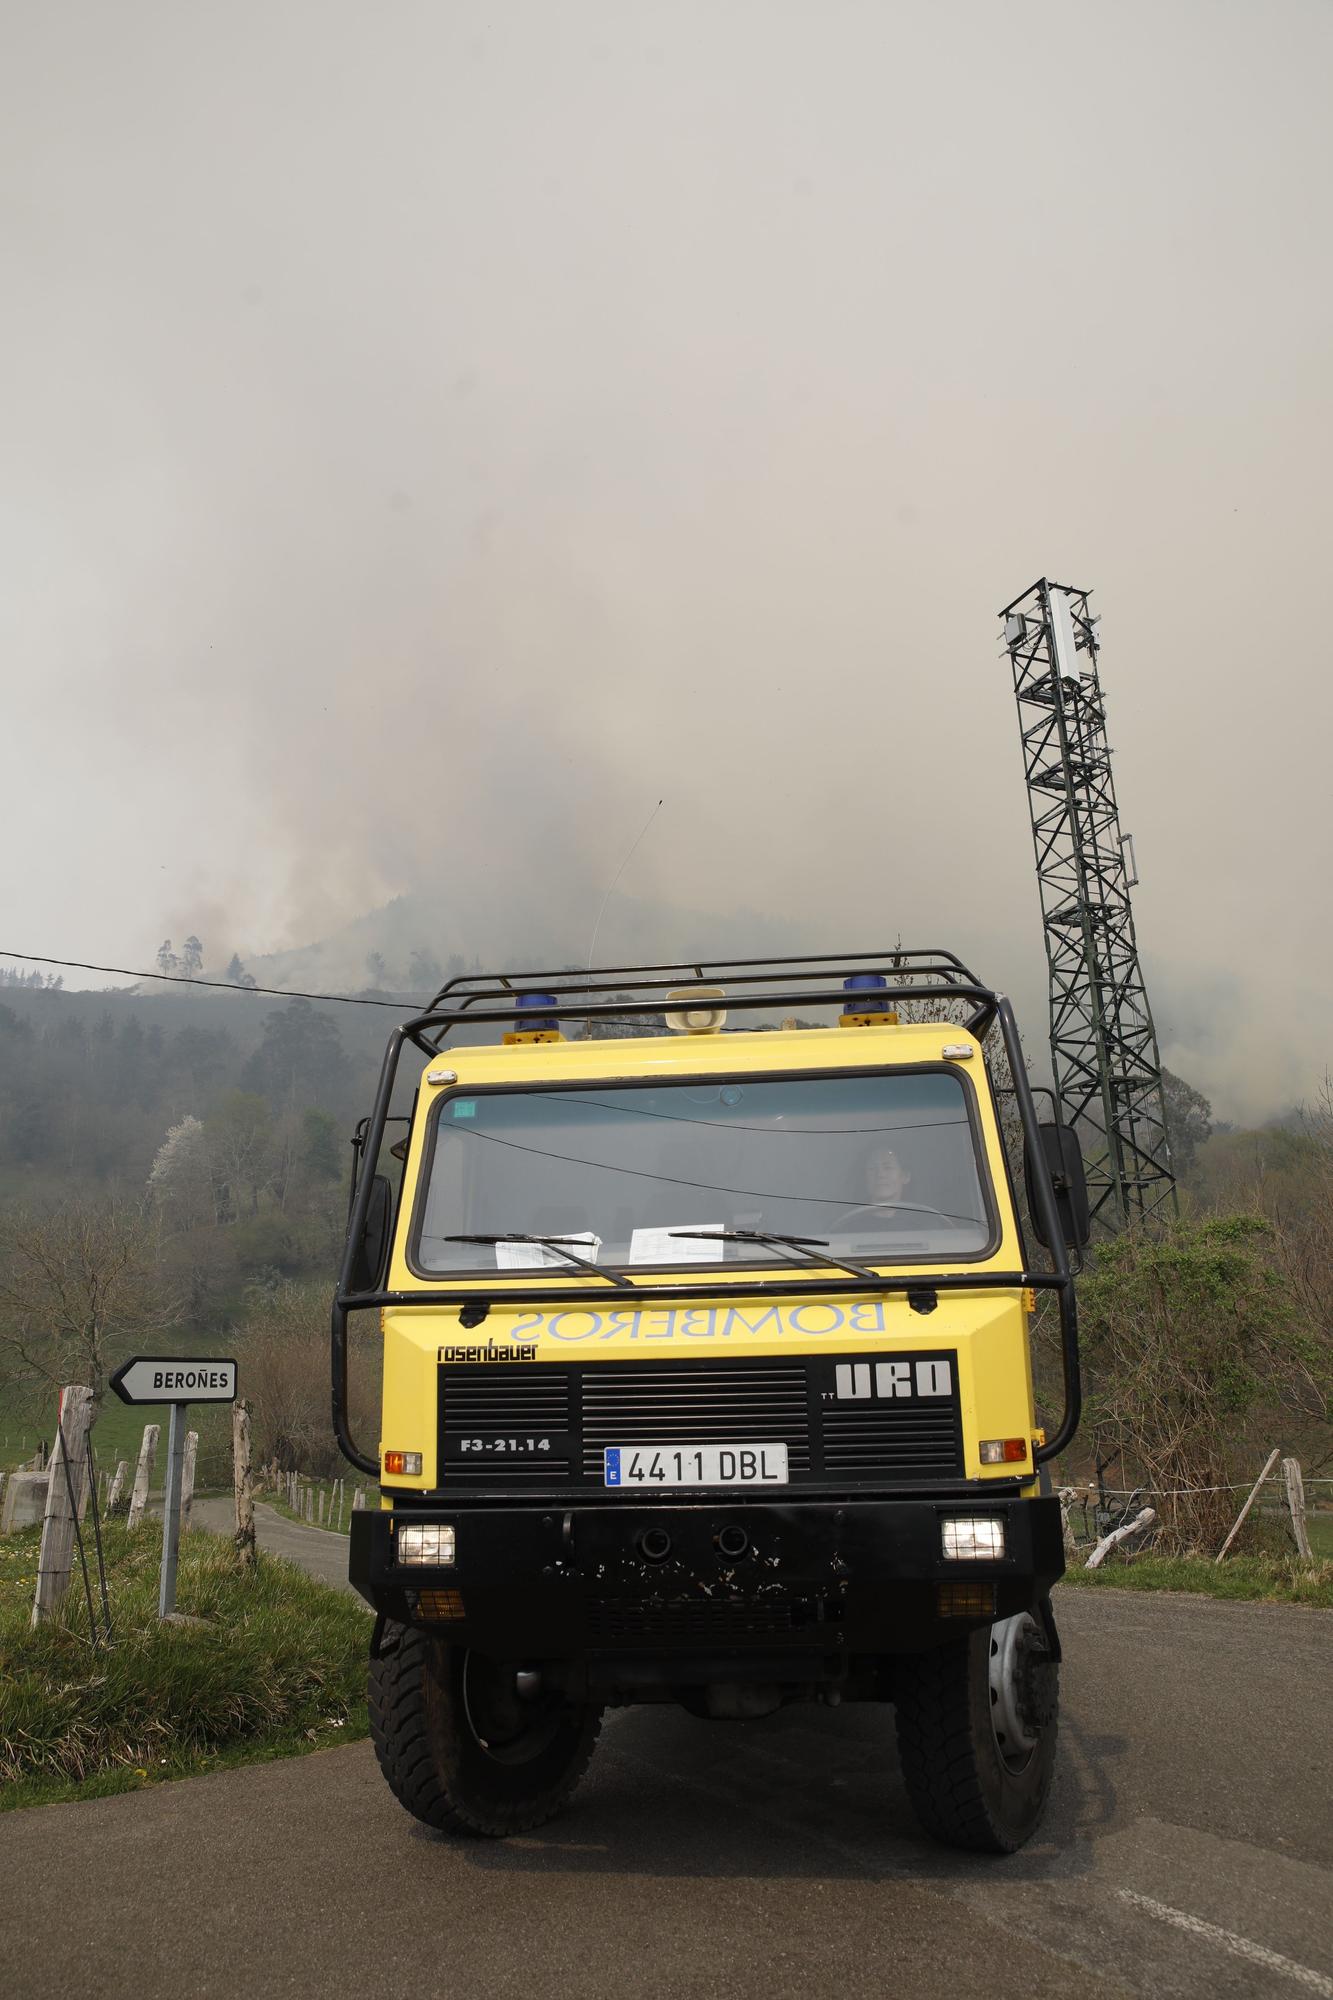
[1058,1551,1333,1608]
[0,1520,371,1811]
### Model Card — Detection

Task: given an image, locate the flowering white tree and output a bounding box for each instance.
[148,1114,216,1230]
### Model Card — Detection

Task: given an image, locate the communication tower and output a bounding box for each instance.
[1000,579,1176,1229]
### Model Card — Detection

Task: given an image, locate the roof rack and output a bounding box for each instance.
[412,947,995,1054]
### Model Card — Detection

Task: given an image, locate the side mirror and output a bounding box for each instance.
[349,1174,393,1292]
[1024,1122,1091,1251]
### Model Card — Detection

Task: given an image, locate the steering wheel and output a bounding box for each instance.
[829,1202,950,1233]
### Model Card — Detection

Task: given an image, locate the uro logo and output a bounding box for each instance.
[833,1359,953,1401]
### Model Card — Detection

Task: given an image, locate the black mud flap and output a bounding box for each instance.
[1037,1594,1062,1664]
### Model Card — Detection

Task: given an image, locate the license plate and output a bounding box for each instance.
[603,1443,789,1488]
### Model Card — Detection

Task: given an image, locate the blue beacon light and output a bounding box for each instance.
[514,991,560,1035]
[840,974,898,1027]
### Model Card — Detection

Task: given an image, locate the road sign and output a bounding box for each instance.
[110,1357,237,1406]
[109,1357,240,1617]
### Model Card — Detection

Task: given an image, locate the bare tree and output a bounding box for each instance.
[239,1279,376,1475]
[208,1090,273,1219]
[0,1200,180,1417]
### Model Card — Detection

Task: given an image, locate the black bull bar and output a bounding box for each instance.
[349,1494,1068,1662]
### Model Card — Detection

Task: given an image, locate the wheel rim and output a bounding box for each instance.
[460,1652,565,1767]
[988,1613,1045,1770]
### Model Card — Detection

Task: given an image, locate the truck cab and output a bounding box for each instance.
[334,952,1086,1851]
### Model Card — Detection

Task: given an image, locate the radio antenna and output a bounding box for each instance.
[587,798,664,970]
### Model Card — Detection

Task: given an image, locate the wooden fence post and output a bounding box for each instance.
[31,1386,94,1627]
[1058,1487,1078,1560]
[1216,1447,1281,1561]
[126,1423,160,1530]
[1282,1457,1312,1559]
[106,1459,128,1512]
[233,1399,256,1566]
[180,1430,199,1528]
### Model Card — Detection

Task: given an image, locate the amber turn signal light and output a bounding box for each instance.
[936,1581,997,1618]
[417,1588,465,1622]
[979,1438,1029,1465]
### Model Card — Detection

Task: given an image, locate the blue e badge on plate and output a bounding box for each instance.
[604,1448,622,1486]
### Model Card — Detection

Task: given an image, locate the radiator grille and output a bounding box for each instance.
[438,1350,963,1490]
[579,1362,810,1480]
[439,1366,572,1484]
[821,1404,961,1474]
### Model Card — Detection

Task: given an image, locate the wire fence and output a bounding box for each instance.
[1058,1455,1329,1566]
[1079,1479,1333,1498]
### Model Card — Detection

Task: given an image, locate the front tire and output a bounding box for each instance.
[894,1612,1059,1853]
[369,1623,603,1836]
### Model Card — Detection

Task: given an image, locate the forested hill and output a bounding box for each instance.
[0,980,392,1202]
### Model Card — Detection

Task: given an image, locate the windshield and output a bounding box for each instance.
[413,1068,995,1274]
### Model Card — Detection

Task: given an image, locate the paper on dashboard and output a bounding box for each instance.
[495,1233,603,1270]
[629,1223,725,1265]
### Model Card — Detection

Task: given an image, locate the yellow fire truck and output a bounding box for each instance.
[334,952,1087,1851]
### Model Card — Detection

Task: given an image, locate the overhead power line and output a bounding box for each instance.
[0,950,422,1010]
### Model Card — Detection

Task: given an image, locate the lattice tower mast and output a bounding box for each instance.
[1000,579,1177,1230]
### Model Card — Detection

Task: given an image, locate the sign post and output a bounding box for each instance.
[160,1403,186,1617]
[110,1357,237,1618]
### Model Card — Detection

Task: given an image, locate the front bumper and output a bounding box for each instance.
[350,1495,1065,1662]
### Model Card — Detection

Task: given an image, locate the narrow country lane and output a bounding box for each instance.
[2,1573,1328,2000]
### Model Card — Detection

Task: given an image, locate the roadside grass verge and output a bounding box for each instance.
[1058,1551,1333,1608]
[0,1521,370,1811]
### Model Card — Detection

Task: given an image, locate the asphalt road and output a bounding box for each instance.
[4,1537,1329,2000]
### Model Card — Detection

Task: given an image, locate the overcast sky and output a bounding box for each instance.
[3,0,1331,1120]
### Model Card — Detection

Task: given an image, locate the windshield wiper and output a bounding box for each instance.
[441,1234,636,1289]
[668,1229,880,1282]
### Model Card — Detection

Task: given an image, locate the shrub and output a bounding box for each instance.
[1078,1215,1329,1552]
[238,1280,378,1476]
